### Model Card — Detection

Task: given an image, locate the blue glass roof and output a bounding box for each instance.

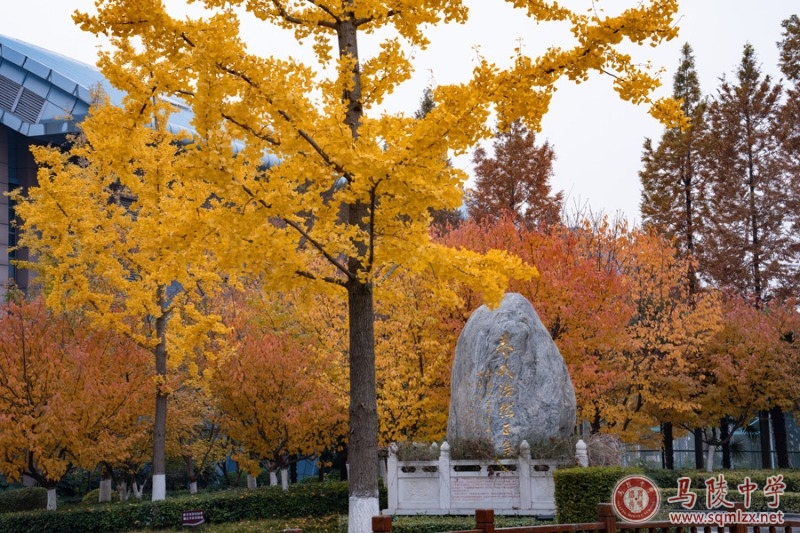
[0,34,194,139]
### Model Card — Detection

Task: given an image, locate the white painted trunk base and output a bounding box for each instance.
[706,445,717,472]
[152,474,166,501]
[118,481,130,502]
[47,488,57,511]
[348,496,379,533]
[247,475,257,490]
[99,478,113,502]
[189,481,198,494]
[269,470,278,486]
[132,480,146,500]
[280,468,289,492]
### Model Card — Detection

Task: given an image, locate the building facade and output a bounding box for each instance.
[0,35,194,298]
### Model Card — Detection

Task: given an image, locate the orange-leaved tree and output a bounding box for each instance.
[73,1,682,529]
[440,215,721,443]
[614,229,721,442]
[212,290,346,485]
[0,296,151,510]
[685,295,800,471]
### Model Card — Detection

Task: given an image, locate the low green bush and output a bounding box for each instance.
[553,466,644,523]
[553,466,799,525]
[0,481,350,532]
[387,515,548,533]
[81,488,120,504]
[0,487,48,513]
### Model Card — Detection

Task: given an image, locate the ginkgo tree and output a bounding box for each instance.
[58,1,681,530]
[14,95,225,501]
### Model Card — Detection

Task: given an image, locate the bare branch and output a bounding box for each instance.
[221,112,281,146]
[217,64,351,180]
[282,216,353,280]
[295,269,346,286]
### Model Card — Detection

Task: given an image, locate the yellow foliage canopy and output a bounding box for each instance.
[17,0,683,524]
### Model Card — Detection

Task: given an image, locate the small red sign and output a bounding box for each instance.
[182,510,205,527]
[612,475,661,523]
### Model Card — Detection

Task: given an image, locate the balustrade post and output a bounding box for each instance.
[387,443,398,511]
[519,440,532,509]
[439,441,451,512]
[576,439,589,467]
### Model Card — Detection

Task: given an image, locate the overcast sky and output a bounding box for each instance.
[1,1,796,221]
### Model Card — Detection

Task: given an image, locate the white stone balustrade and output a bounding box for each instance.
[385,440,559,516]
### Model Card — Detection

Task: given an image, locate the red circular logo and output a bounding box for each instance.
[612,475,661,523]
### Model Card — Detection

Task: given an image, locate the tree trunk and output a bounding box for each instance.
[99,477,113,503]
[152,310,168,501]
[759,410,772,469]
[118,481,130,502]
[46,488,57,511]
[346,280,379,533]
[693,428,705,470]
[771,406,789,468]
[720,418,731,469]
[290,455,298,483]
[339,445,349,481]
[706,444,717,473]
[247,475,257,490]
[280,468,289,492]
[184,455,198,493]
[132,480,145,500]
[269,469,278,487]
[662,422,674,469]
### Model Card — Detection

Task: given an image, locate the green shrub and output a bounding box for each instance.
[0,487,48,513]
[0,481,350,532]
[553,466,644,523]
[385,515,545,533]
[81,488,120,504]
[643,468,683,489]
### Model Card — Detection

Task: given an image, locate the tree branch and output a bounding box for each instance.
[220,112,281,146]
[282,217,353,280]
[216,64,352,180]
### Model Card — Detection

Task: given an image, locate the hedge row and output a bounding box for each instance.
[388,515,547,533]
[0,482,350,532]
[554,467,800,524]
[0,487,48,514]
[553,466,644,523]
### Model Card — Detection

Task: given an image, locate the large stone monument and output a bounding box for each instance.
[447,293,576,456]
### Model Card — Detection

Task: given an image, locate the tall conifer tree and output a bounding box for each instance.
[639,43,706,469]
[467,121,563,228]
[700,44,794,469]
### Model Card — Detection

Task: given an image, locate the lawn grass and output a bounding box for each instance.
[130,514,344,532]
[129,513,549,532]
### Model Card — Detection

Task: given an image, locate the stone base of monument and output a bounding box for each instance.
[385,440,558,517]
